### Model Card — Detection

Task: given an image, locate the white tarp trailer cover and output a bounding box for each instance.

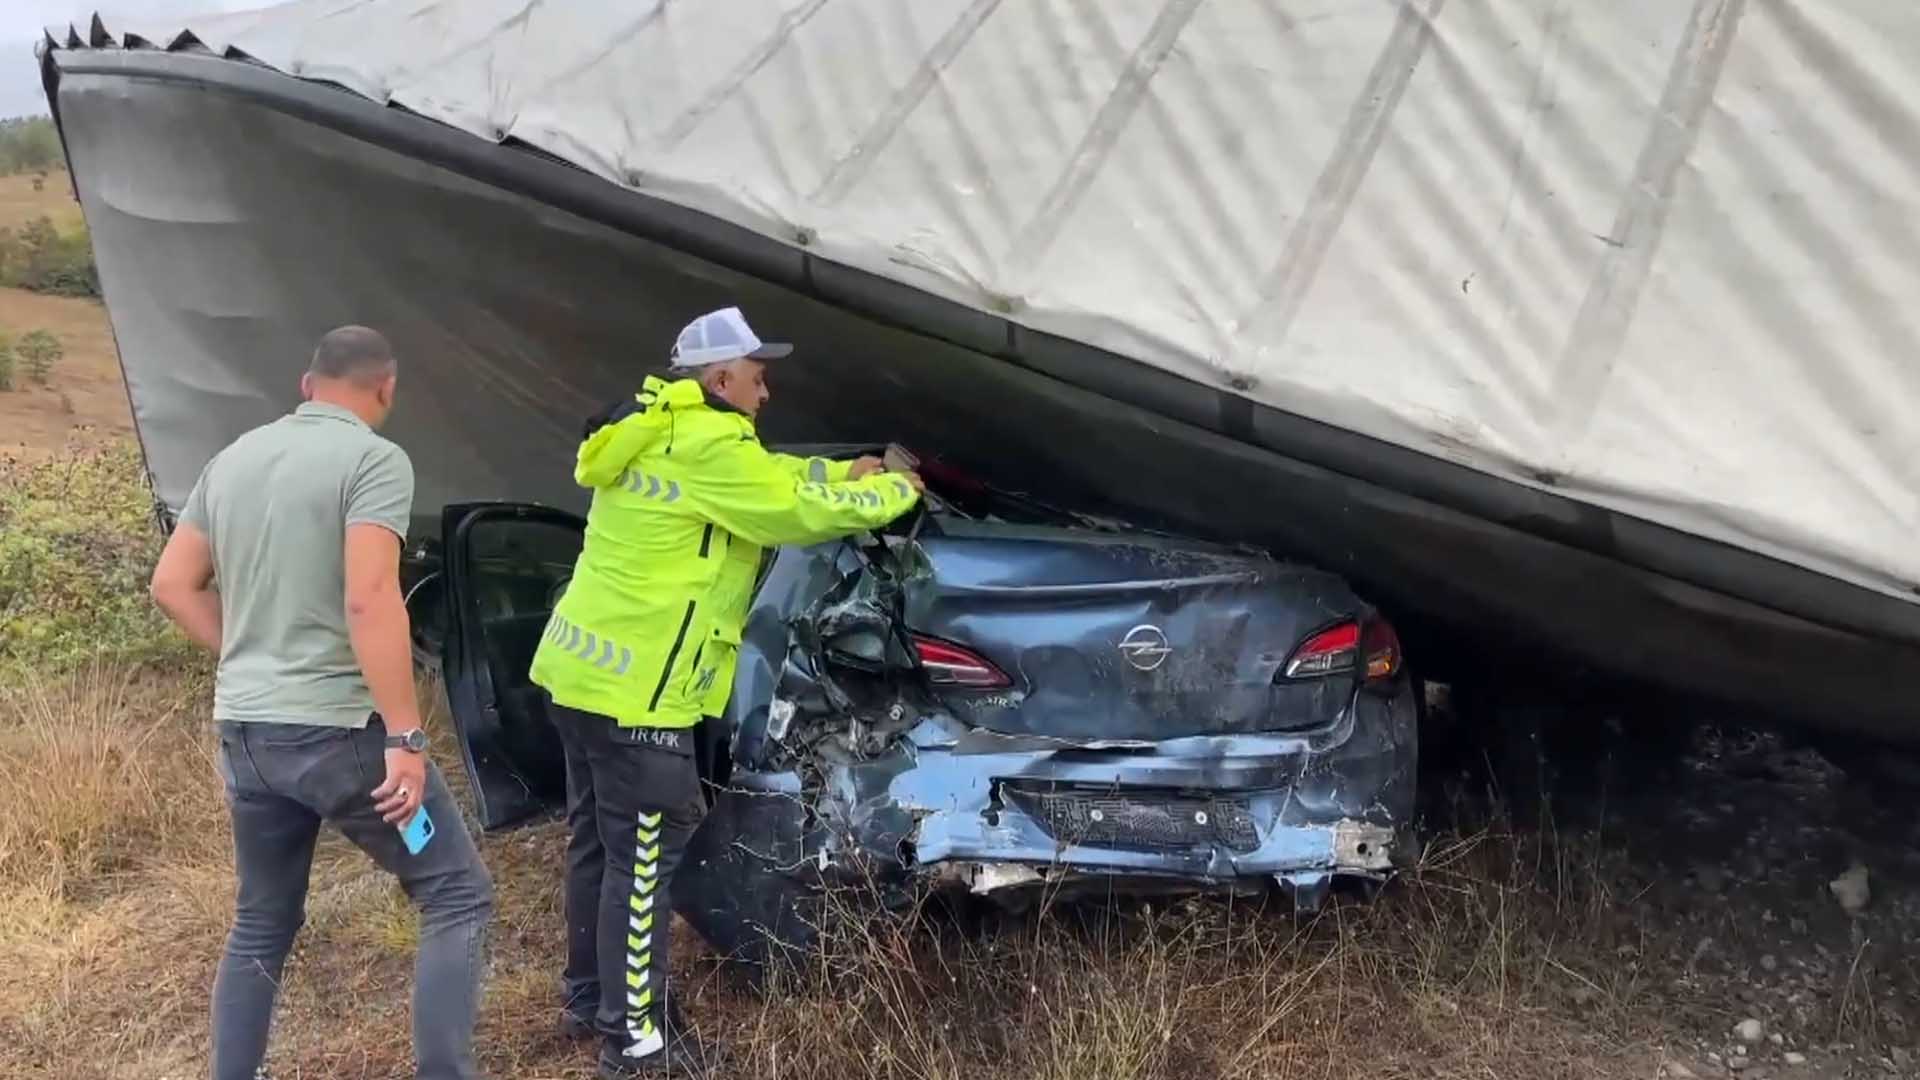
[37,1,1920,737]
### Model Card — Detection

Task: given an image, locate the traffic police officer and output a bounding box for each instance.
[532,307,922,1078]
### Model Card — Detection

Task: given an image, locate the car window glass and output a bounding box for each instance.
[468,518,580,628]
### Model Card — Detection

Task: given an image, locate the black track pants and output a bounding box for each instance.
[552,703,706,1050]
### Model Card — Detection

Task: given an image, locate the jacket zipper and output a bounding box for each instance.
[649,601,697,712]
[698,523,714,558]
[681,641,708,698]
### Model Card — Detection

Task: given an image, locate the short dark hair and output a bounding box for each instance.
[309,325,396,387]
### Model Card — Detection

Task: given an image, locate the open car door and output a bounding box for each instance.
[440,503,582,829]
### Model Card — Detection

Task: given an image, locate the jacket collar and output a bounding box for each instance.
[701,389,749,418]
[641,375,754,423]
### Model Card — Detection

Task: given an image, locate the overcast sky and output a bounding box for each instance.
[3,1,257,118]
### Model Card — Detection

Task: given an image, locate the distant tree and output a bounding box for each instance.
[0,215,98,298]
[0,118,63,176]
[0,334,15,392]
[19,330,61,385]
[44,223,99,297]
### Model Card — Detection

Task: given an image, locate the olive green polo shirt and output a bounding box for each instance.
[179,401,414,727]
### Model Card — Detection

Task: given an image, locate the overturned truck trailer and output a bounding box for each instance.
[39,0,1920,744]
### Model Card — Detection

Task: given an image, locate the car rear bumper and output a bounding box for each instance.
[919,799,1399,884]
[896,687,1416,890]
[673,684,1415,958]
[729,683,1413,882]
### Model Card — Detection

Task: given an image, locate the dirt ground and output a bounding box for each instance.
[1422,697,1920,1080]
[0,171,132,458]
[0,286,132,456]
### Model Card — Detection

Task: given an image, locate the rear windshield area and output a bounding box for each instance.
[918,456,1095,528]
[774,443,1134,532]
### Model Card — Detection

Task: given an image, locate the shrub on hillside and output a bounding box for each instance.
[0,333,13,391]
[0,117,62,176]
[0,442,183,672]
[0,215,100,298]
[18,329,61,385]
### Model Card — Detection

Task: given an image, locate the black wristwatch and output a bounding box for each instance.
[385,728,429,753]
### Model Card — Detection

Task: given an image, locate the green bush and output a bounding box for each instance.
[0,442,186,673]
[0,215,100,298]
[0,333,13,391]
[0,118,62,176]
[18,329,61,385]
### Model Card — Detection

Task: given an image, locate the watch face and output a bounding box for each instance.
[406,729,428,751]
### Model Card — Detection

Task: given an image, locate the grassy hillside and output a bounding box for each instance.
[0,169,127,458]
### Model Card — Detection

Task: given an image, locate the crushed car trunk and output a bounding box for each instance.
[678,518,1415,962]
[433,457,1417,963]
[902,522,1362,741]
[776,514,1364,744]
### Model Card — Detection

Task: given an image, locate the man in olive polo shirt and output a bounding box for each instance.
[151,326,494,1080]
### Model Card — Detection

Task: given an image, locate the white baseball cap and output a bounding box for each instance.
[668,307,793,371]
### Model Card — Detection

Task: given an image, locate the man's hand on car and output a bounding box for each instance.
[848,455,885,479]
[903,471,926,493]
[372,738,428,824]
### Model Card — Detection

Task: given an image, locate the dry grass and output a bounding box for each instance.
[0,172,85,235]
[0,664,229,1079]
[0,666,210,890]
[8,655,1917,1080]
[704,820,1673,1080]
[0,656,1700,1080]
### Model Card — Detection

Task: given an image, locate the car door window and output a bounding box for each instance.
[443,506,584,829]
[467,518,579,676]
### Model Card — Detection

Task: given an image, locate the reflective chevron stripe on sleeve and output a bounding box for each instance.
[542,616,634,678]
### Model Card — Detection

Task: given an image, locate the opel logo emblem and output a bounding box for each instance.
[1118,624,1171,671]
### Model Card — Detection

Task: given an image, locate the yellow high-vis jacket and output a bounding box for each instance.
[530,375,921,728]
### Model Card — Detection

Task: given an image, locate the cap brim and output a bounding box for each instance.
[747,342,794,360]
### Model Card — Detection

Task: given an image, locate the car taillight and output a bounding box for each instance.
[1285,619,1401,683]
[1285,622,1359,679]
[913,635,1011,689]
[1360,618,1401,682]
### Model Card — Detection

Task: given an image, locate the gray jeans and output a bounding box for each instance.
[212,720,494,1080]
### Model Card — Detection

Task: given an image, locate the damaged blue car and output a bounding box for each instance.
[428,450,1416,962]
